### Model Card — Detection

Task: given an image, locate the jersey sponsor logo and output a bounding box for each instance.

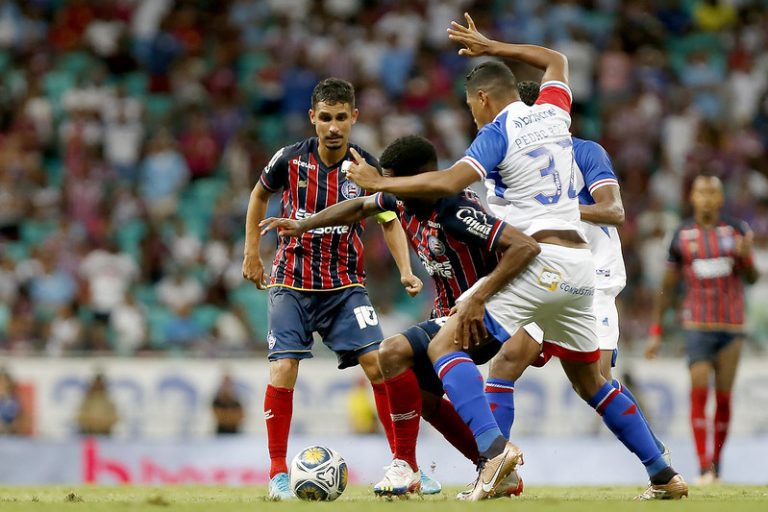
[291,158,317,171]
[353,305,379,329]
[264,147,285,173]
[559,282,594,296]
[298,179,308,188]
[512,108,557,129]
[692,257,734,279]
[427,220,441,229]
[295,209,349,235]
[596,268,612,278]
[341,180,361,199]
[456,207,492,238]
[418,253,453,278]
[537,267,561,291]
[267,330,276,349]
[427,236,446,256]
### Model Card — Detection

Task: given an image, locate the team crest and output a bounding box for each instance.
[267,330,277,349]
[341,180,361,199]
[427,236,446,256]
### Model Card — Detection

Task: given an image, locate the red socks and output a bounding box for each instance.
[690,387,709,472]
[265,384,293,478]
[383,369,422,471]
[713,390,732,468]
[424,397,480,465]
[371,381,396,454]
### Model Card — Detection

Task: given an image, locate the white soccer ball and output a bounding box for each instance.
[289,446,348,501]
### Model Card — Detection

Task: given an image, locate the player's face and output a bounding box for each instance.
[690,177,724,216]
[309,102,358,151]
[466,90,492,129]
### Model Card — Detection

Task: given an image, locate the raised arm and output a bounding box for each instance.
[580,185,625,226]
[242,182,273,289]
[345,147,479,198]
[260,195,381,237]
[447,12,568,85]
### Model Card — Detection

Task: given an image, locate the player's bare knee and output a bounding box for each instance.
[358,350,384,383]
[378,335,414,379]
[269,358,300,388]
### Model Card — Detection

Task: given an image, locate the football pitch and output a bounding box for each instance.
[0,485,767,512]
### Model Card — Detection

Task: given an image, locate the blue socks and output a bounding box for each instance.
[612,379,666,453]
[589,382,667,478]
[485,378,515,439]
[434,352,501,453]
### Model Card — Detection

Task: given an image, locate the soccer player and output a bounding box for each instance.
[260,134,537,497]
[242,78,424,500]
[483,82,668,464]
[345,14,687,500]
[645,175,759,484]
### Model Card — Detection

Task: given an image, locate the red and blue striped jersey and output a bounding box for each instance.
[667,216,752,330]
[260,138,380,290]
[374,190,506,317]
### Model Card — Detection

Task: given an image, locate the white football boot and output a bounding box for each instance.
[373,459,421,496]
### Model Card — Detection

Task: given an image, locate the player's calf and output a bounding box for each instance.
[378,335,416,379]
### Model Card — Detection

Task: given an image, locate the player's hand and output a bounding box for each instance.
[454,295,488,350]
[347,148,383,191]
[242,253,268,290]
[735,230,754,259]
[644,335,662,360]
[260,217,305,237]
[447,12,494,57]
[400,273,423,297]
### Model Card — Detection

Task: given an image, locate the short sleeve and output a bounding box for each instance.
[374,192,398,212]
[259,146,289,192]
[535,80,572,113]
[733,219,751,236]
[573,139,619,194]
[441,198,507,251]
[460,120,508,179]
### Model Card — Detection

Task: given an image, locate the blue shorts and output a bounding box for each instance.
[267,286,384,369]
[402,318,502,396]
[684,330,740,366]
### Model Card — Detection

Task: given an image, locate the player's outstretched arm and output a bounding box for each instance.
[580,185,625,226]
[346,147,479,198]
[645,266,681,359]
[380,220,423,297]
[243,182,273,289]
[448,12,568,86]
[454,225,541,350]
[260,196,381,237]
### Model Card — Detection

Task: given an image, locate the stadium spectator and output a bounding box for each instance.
[211,374,244,435]
[0,369,25,436]
[77,373,119,436]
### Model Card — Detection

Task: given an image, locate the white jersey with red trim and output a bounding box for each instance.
[460,81,584,239]
[572,137,626,295]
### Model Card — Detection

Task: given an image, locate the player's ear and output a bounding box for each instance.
[308,109,316,125]
[351,108,359,124]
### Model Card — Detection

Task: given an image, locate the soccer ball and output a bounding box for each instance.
[289,446,348,501]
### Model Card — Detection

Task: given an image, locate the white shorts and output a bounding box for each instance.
[462,244,599,362]
[523,290,619,351]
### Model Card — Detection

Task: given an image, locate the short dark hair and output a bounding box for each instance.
[465,60,517,96]
[379,135,437,177]
[517,80,540,106]
[311,78,355,109]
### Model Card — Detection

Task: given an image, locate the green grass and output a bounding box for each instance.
[0,485,766,511]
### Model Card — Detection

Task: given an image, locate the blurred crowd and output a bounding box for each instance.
[0,0,767,357]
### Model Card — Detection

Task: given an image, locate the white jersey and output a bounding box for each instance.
[571,137,627,296]
[460,81,584,239]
